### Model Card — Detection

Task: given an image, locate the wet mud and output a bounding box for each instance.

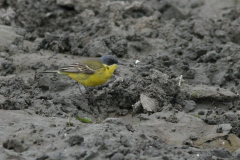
[1,0,240,159]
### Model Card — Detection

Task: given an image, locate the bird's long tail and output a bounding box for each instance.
[39,70,60,73]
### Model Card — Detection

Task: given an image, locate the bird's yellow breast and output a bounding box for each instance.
[61,64,117,87]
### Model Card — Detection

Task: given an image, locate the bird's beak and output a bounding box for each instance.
[118,62,125,65]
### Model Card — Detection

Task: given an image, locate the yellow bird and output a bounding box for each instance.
[42,55,123,87]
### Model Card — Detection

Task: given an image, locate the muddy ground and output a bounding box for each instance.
[1,0,240,159]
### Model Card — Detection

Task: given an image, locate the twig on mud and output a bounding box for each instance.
[178,75,183,86]
[114,77,123,83]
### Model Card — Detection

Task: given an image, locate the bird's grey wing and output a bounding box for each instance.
[59,62,95,74]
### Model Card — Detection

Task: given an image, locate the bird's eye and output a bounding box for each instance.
[106,66,109,70]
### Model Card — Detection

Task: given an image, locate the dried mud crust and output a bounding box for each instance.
[1,0,240,159]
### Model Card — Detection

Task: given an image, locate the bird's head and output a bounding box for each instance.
[100,55,124,66]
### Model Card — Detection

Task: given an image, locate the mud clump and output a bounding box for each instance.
[86,68,182,117]
[3,139,29,153]
[66,135,84,146]
[0,76,31,110]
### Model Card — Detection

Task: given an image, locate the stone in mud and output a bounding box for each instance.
[57,0,74,8]
[140,94,157,112]
[187,85,237,101]
[103,118,124,125]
